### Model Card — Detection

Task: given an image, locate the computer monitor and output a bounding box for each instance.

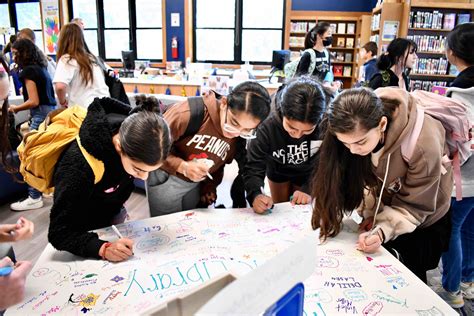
[270,50,290,73]
[121,50,135,71]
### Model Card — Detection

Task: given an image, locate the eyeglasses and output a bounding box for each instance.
[223,107,257,140]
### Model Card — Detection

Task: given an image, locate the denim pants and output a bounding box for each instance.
[146,169,200,217]
[442,197,474,292]
[27,105,56,199]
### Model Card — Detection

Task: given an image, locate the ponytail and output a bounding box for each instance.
[120,95,171,165]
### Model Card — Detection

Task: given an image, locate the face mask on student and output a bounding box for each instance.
[322,37,333,47]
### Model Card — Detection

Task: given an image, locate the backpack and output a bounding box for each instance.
[161,96,205,141]
[96,57,130,105]
[400,90,473,200]
[17,106,104,194]
[284,48,323,80]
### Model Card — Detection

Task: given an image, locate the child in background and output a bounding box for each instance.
[311,88,452,283]
[244,76,330,213]
[368,38,417,91]
[147,81,271,216]
[358,41,379,84]
[9,39,57,212]
[437,22,474,308]
[48,96,171,261]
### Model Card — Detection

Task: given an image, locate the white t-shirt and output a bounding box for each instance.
[53,54,110,108]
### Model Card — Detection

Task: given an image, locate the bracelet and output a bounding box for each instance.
[101,242,112,260]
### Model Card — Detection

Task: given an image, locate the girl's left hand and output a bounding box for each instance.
[291,190,311,205]
[8,105,17,113]
[0,218,34,242]
[356,231,382,253]
[200,192,216,206]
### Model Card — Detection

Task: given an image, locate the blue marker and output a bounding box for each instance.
[0,266,14,276]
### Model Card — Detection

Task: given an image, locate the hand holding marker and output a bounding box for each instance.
[111,225,134,256]
[260,187,274,214]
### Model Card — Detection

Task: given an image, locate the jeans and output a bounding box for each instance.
[27,105,56,199]
[442,197,474,292]
[146,169,200,217]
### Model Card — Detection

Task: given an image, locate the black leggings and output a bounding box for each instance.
[383,209,451,283]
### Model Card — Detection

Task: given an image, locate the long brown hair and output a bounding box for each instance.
[56,23,95,85]
[0,56,17,173]
[311,88,398,239]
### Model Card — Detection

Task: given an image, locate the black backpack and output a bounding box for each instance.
[96,57,130,105]
[161,96,205,141]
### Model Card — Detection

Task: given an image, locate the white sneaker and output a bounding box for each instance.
[10,196,43,211]
[461,282,474,300]
[436,288,464,309]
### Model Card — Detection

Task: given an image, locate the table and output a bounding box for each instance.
[6,203,455,315]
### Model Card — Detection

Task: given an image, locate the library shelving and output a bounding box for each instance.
[287,11,362,88]
[354,14,372,85]
[404,0,474,91]
[370,2,405,55]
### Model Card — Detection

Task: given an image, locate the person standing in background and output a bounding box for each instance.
[17,28,56,79]
[358,41,379,85]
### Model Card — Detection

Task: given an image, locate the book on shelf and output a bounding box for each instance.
[443,13,456,30]
[347,23,355,34]
[457,14,471,25]
[329,23,337,34]
[308,22,316,30]
[346,38,354,49]
[333,65,343,76]
[337,23,346,34]
[345,53,352,62]
[372,14,380,30]
[412,57,448,75]
[290,22,307,33]
[336,52,345,61]
[407,35,446,53]
[409,10,444,29]
[432,86,447,95]
[336,37,346,48]
[343,66,352,77]
[329,51,337,61]
[409,80,449,92]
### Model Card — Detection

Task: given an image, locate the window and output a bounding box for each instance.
[72,0,99,55]
[15,1,44,51]
[193,0,286,64]
[0,4,10,28]
[69,0,165,62]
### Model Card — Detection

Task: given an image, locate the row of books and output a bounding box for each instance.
[331,51,353,63]
[335,37,354,48]
[290,22,316,33]
[289,36,305,47]
[372,13,381,30]
[409,11,471,29]
[333,65,352,77]
[326,22,356,35]
[412,57,449,75]
[407,35,446,53]
[290,21,357,35]
[409,80,448,92]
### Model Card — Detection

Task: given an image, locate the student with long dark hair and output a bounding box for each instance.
[368,38,417,90]
[48,96,171,261]
[295,22,332,81]
[244,76,330,213]
[147,81,271,216]
[437,22,474,308]
[311,87,452,283]
[8,39,57,212]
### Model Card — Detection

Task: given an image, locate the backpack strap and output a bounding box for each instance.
[181,96,205,140]
[76,135,105,184]
[401,106,425,162]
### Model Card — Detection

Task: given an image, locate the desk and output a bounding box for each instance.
[6,204,455,315]
[121,78,280,97]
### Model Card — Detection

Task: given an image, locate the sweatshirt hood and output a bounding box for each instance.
[79,97,132,162]
[202,91,226,137]
[374,87,418,155]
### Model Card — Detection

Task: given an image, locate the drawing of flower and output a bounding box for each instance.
[80,293,99,307]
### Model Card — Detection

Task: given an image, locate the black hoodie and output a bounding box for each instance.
[48,98,135,259]
[244,110,323,205]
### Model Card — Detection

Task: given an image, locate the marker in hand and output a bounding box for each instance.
[260,186,273,214]
[111,225,134,255]
[0,266,13,276]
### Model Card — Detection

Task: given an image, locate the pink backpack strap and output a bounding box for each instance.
[401,106,425,162]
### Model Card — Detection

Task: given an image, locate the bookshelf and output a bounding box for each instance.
[355,15,372,85]
[370,2,405,55]
[404,0,474,91]
[288,11,362,88]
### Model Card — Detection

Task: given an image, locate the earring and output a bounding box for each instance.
[380,129,385,145]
